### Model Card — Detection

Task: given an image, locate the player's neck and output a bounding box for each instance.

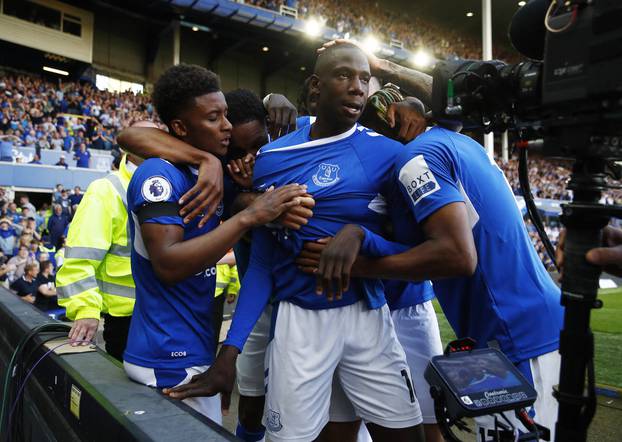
[310,115,354,140]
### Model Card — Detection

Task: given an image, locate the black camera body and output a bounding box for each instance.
[431,0,622,160]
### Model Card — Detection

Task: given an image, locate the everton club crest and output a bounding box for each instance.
[312,163,340,187]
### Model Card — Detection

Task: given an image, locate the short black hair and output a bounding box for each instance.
[152,64,221,126]
[224,89,266,126]
[314,42,362,76]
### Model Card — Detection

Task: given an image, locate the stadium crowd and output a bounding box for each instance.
[0,185,79,313]
[0,69,152,166]
[247,0,519,61]
[0,32,611,441]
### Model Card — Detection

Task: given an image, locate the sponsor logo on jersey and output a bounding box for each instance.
[195,266,217,278]
[312,163,340,187]
[141,176,172,203]
[266,409,283,432]
[398,155,440,206]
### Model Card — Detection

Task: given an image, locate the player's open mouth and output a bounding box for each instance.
[221,137,230,147]
[342,102,363,117]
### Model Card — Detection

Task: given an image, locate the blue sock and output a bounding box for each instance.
[236,422,265,442]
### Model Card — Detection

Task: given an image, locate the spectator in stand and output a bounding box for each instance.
[35,205,48,232]
[33,260,58,312]
[0,133,18,162]
[91,126,106,150]
[0,251,14,287]
[55,154,69,168]
[50,132,63,150]
[69,186,83,210]
[47,204,69,247]
[20,195,36,214]
[63,132,74,152]
[35,135,50,154]
[24,217,41,241]
[55,189,71,215]
[0,218,17,257]
[7,244,30,282]
[29,153,42,164]
[53,184,64,201]
[55,235,66,268]
[5,202,20,223]
[74,142,91,168]
[9,261,38,303]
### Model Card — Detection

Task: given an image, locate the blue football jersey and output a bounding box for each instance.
[253,123,405,310]
[390,127,563,363]
[296,115,316,128]
[382,184,435,310]
[299,113,434,309]
[124,158,222,369]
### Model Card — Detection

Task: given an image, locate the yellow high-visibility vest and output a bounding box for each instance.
[215,264,240,298]
[56,156,135,320]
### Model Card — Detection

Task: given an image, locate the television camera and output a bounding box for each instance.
[427,1,622,441]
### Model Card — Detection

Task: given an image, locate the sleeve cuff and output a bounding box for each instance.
[222,337,244,353]
[73,308,102,321]
[359,226,410,257]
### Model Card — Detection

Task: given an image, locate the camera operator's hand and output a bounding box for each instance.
[586,226,622,277]
[386,97,428,143]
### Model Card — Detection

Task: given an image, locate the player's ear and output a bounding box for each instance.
[310,75,321,97]
[170,119,187,138]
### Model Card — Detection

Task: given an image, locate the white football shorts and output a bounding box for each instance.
[124,361,222,425]
[391,300,444,424]
[263,300,422,442]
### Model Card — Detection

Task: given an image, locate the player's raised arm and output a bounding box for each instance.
[141,183,307,285]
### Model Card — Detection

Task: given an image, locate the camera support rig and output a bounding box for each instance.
[554,155,622,442]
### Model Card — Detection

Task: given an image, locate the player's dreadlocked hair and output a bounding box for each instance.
[224,89,267,126]
[152,64,221,126]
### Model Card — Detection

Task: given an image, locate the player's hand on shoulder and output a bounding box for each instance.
[241,184,308,227]
[226,153,255,189]
[266,94,297,140]
[387,97,428,143]
[179,153,224,228]
[277,194,315,230]
[163,345,238,415]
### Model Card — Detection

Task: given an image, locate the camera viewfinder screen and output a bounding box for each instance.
[436,351,523,396]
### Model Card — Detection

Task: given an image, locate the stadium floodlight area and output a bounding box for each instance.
[166,0,416,65]
[412,49,433,68]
